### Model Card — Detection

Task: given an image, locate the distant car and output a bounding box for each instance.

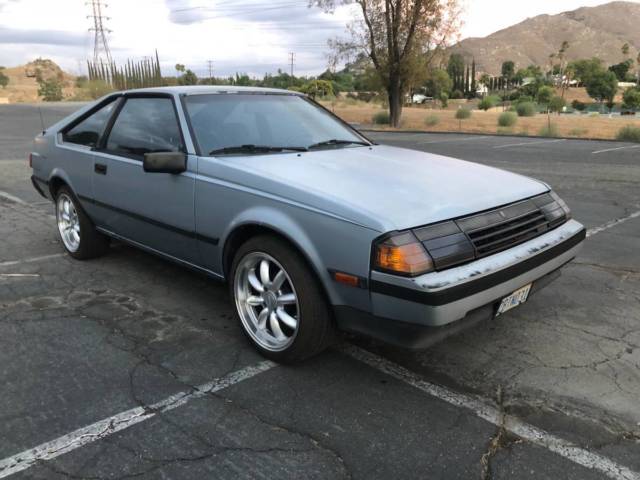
[30,86,585,362]
[411,93,433,104]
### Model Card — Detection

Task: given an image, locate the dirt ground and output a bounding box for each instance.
[326,101,640,140]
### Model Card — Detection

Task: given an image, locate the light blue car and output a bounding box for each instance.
[30,86,586,362]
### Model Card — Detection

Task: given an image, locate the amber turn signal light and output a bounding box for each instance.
[373,232,434,276]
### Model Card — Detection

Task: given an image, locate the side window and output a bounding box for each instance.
[105,97,184,157]
[62,99,118,147]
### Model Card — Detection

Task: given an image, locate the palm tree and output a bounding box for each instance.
[558,41,570,87]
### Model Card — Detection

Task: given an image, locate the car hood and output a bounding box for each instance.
[226,144,548,232]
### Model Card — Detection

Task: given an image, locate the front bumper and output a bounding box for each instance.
[336,219,585,348]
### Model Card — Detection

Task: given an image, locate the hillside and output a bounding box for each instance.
[0,59,76,103]
[452,1,640,75]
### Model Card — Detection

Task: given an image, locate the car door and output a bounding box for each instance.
[91,94,199,264]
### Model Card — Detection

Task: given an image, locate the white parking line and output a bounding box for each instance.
[0,360,277,479]
[587,209,640,237]
[0,190,28,205]
[0,253,66,268]
[592,145,640,155]
[341,345,640,480]
[414,136,489,145]
[493,139,566,149]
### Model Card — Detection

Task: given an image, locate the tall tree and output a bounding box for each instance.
[312,0,461,127]
[501,60,514,88]
[622,43,630,57]
[447,53,465,92]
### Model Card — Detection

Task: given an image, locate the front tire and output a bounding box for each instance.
[55,186,109,260]
[230,235,335,363]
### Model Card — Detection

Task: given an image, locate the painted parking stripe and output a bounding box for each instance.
[0,360,277,478]
[341,345,640,480]
[0,253,66,269]
[414,136,489,145]
[587,209,640,237]
[493,139,566,149]
[592,145,640,155]
[0,190,28,205]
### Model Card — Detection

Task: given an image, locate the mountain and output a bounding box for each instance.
[451,1,640,75]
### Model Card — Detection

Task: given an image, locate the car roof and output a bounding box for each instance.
[119,85,304,96]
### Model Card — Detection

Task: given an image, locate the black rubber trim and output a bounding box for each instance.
[77,195,219,245]
[370,228,585,306]
[31,175,49,199]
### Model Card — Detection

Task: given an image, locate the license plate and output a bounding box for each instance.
[495,283,532,317]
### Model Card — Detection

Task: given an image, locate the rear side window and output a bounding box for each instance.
[62,99,118,147]
[105,97,184,158]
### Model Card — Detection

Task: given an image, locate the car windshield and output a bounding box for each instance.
[184,93,368,155]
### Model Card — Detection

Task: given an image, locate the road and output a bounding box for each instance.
[0,103,639,479]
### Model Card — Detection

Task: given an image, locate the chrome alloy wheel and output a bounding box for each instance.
[234,252,300,352]
[56,193,81,253]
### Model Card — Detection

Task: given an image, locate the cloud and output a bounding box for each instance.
[0,27,86,46]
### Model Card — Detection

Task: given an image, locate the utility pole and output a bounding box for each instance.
[207,60,214,81]
[288,52,295,78]
[86,0,113,65]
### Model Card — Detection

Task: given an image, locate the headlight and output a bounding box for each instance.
[372,231,434,276]
[549,191,572,220]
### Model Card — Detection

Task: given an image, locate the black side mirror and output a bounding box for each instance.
[143,152,187,174]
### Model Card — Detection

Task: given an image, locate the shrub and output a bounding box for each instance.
[450,89,463,99]
[478,95,499,111]
[425,114,440,126]
[536,85,554,104]
[372,111,390,125]
[37,78,63,101]
[549,96,566,113]
[622,87,640,110]
[455,107,472,119]
[538,123,559,137]
[516,101,537,117]
[517,95,534,104]
[616,125,640,142]
[439,92,448,108]
[498,111,517,127]
[571,100,586,111]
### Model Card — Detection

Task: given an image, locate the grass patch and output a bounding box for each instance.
[372,111,390,125]
[568,127,589,138]
[538,123,559,137]
[424,114,440,126]
[455,107,472,120]
[498,112,517,127]
[616,125,640,142]
[496,127,515,135]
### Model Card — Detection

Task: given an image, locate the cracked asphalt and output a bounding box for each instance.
[1,104,639,479]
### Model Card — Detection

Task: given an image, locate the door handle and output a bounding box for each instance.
[94,163,107,175]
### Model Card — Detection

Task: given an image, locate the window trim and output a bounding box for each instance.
[59,94,123,148]
[98,92,187,162]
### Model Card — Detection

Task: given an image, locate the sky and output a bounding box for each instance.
[0,0,636,77]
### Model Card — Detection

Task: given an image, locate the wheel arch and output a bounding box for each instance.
[222,220,337,306]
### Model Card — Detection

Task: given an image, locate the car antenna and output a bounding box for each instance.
[38,106,46,134]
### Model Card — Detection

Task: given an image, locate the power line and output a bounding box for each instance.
[86,0,113,65]
[207,60,214,79]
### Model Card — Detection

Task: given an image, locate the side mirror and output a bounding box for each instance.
[143,152,187,174]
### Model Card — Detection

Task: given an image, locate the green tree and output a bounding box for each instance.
[585,70,618,111]
[447,53,465,92]
[609,59,633,82]
[622,42,630,57]
[501,60,515,87]
[175,64,185,74]
[0,70,8,89]
[37,78,63,101]
[568,58,603,84]
[622,87,640,110]
[536,85,554,105]
[313,0,461,127]
[424,69,452,98]
[179,69,198,85]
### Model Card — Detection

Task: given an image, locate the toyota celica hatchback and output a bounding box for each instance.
[30,86,586,362]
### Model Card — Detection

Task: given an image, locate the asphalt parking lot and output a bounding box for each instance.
[1,103,639,480]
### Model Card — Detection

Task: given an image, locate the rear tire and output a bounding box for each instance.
[229,235,335,363]
[55,186,109,260]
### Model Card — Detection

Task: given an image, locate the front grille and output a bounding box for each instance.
[412,193,569,271]
[456,194,560,258]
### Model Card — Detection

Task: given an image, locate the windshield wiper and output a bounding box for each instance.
[209,144,308,155]
[307,139,370,150]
